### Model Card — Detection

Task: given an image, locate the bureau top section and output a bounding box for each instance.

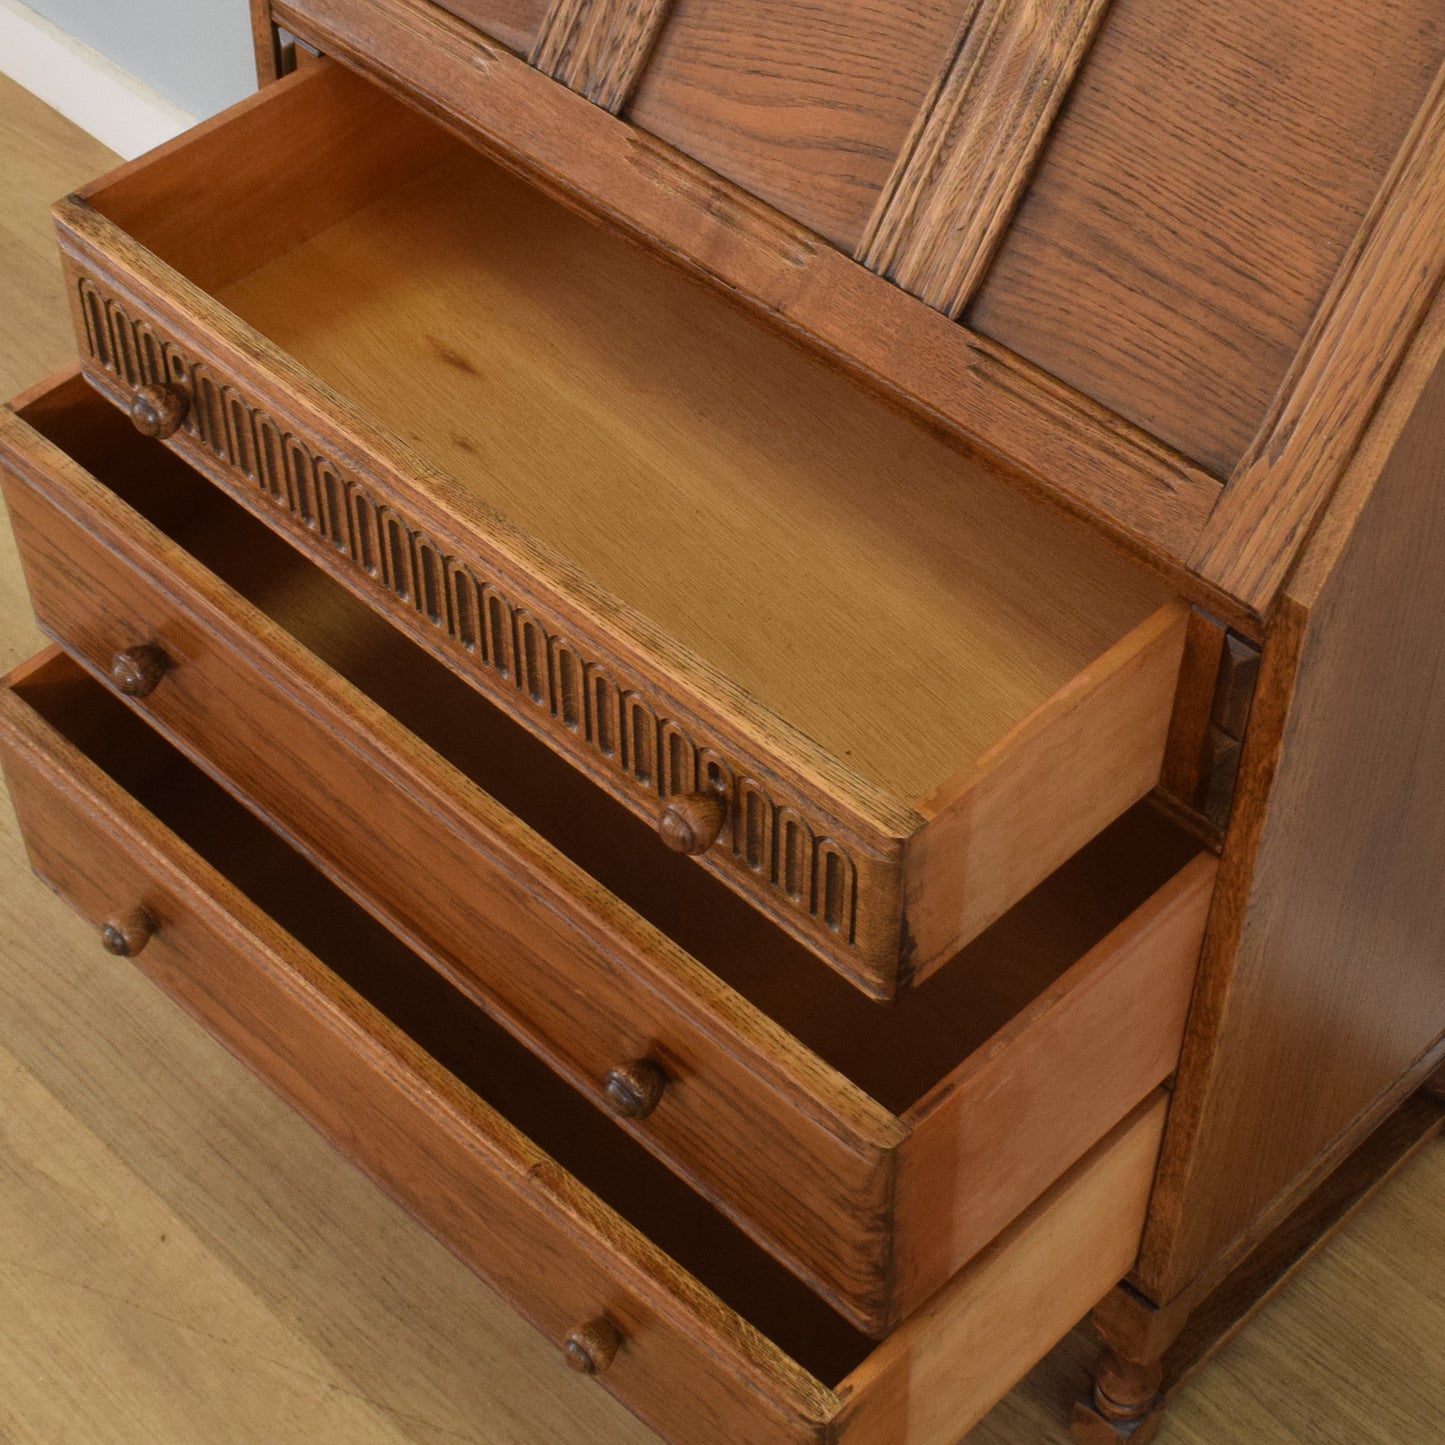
[260,0,1445,619]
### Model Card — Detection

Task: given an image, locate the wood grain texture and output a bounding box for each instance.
[859,0,1111,317]
[1,378,1203,1330]
[895,860,1212,1311]
[532,0,674,113]
[1158,610,1226,808]
[5,73,1443,1445]
[834,1096,1168,1445]
[1192,60,1445,614]
[0,657,1169,1442]
[265,0,1224,584]
[250,0,286,83]
[903,600,1188,982]
[54,58,1186,992]
[627,0,972,252]
[1136,278,1445,1305]
[1074,1090,1445,1443]
[969,0,1445,481]
[432,0,552,55]
[0,386,900,1331]
[0,668,841,1445]
[73,61,460,295]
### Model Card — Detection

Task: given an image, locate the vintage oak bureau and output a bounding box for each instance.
[2,1,1444,1440]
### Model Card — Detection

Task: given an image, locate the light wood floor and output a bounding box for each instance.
[0,71,1440,1445]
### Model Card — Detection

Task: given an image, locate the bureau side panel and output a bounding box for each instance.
[1134,320,1445,1303]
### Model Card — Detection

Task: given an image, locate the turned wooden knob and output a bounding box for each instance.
[101,906,155,958]
[603,1059,668,1120]
[111,644,170,698]
[129,383,189,440]
[658,792,727,854]
[563,1318,621,1376]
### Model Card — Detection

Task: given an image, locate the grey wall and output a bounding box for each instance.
[28,0,257,117]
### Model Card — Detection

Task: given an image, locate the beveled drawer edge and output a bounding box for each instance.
[53,217,912,987]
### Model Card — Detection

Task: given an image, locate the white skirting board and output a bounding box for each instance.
[0,0,197,158]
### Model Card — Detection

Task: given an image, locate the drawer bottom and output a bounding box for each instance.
[0,649,1167,1445]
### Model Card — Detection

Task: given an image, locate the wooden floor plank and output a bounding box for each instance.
[0,68,1440,1445]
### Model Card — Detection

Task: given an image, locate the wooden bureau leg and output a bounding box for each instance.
[1070,1292,1176,1443]
[1070,1085,1445,1443]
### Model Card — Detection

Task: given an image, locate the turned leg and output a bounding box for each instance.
[1070,1289,1179,1443]
[1068,1081,1445,1443]
[1091,1349,1165,1426]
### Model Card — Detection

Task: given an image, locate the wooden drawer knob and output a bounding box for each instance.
[658,793,726,854]
[111,644,170,698]
[101,906,155,958]
[563,1318,622,1376]
[602,1059,668,1120]
[129,383,189,440]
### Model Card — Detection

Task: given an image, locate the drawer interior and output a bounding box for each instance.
[13,649,874,1384]
[76,60,1174,820]
[25,390,1201,1120]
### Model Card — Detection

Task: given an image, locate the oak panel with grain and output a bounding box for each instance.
[272,0,1225,582]
[626,0,972,252]
[1191,62,1445,614]
[1,374,1209,1332]
[434,0,552,55]
[52,57,1187,996]
[969,0,1445,480]
[0,654,1171,1445]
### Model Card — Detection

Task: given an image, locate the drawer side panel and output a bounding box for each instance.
[894,856,1211,1315]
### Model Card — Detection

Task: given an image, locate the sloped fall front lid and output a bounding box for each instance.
[277,0,1445,616]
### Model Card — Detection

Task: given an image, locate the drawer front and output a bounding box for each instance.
[0,658,1171,1445]
[0,393,901,1331]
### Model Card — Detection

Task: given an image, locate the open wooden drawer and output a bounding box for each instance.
[0,647,1170,1445]
[53,57,1190,999]
[0,375,1213,1335]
